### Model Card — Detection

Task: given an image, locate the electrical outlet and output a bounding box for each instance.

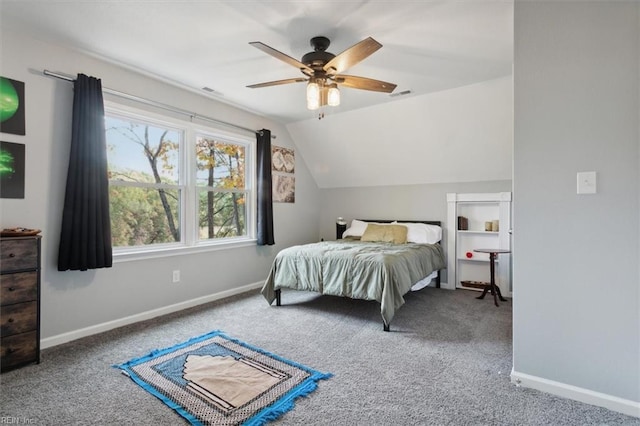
[172,270,180,283]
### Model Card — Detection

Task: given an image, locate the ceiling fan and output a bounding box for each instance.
[247,36,397,111]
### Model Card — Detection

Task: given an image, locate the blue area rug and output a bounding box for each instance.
[115,330,332,425]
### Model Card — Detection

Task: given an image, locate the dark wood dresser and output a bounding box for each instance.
[1,235,41,372]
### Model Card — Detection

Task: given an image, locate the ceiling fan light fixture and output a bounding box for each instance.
[306,80,320,110]
[327,84,340,107]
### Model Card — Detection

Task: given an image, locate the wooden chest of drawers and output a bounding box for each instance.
[1,235,41,372]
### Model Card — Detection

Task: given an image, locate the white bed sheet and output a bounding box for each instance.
[410,271,438,291]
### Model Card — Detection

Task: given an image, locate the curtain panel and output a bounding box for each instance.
[58,74,112,271]
[256,129,275,245]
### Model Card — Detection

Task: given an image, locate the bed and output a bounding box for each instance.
[261,219,446,331]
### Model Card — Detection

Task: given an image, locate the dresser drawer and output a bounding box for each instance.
[1,271,37,305]
[0,236,40,373]
[1,238,38,272]
[1,301,37,337]
[1,331,38,372]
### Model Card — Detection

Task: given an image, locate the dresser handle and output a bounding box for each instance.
[8,253,15,258]
[7,318,14,323]
[8,287,15,292]
[6,347,15,354]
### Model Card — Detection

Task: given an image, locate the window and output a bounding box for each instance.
[106,114,183,247]
[195,135,248,240]
[105,105,254,255]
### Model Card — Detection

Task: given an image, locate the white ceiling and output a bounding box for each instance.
[1,0,513,124]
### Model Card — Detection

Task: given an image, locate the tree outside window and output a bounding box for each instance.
[196,136,247,240]
[105,108,254,252]
[106,115,182,247]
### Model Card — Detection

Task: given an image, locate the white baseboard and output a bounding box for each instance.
[511,369,640,418]
[40,281,264,350]
[441,281,454,290]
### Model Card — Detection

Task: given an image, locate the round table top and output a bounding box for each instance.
[474,248,511,254]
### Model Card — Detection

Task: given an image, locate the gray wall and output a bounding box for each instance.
[0,31,321,342]
[513,1,639,403]
[319,180,512,285]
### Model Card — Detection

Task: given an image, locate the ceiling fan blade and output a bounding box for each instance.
[323,37,382,74]
[247,77,308,89]
[249,41,313,75]
[334,75,397,93]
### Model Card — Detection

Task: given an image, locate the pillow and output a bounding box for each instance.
[342,219,370,238]
[393,222,442,244]
[361,224,408,244]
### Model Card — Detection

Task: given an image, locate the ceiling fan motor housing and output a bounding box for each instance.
[302,36,336,69]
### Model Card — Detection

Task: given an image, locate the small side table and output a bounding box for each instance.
[473,248,510,307]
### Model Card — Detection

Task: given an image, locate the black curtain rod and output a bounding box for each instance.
[42,70,275,139]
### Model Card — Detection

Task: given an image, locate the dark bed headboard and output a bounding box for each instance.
[357,220,443,245]
[358,219,441,227]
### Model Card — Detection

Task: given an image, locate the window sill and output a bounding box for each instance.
[113,238,258,263]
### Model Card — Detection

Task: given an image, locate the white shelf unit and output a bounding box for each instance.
[446,192,512,296]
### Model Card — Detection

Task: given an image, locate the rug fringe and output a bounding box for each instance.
[244,371,332,426]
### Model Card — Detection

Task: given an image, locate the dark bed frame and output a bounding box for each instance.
[274,219,443,331]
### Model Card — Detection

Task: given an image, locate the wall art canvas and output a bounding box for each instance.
[271,145,295,173]
[273,175,295,203]
[0,77,26,136]
[0,141,25,199]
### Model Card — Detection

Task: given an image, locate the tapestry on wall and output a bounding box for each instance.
[0,77,26,136]
[271,145,295,203]
[271,145,295,174]
[0,141,25,199]
[273,174,295,203]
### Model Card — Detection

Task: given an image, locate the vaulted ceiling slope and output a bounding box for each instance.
[288,76,513,188]
[0,1,513,124]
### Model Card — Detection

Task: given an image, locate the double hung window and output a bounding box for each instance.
[105,105,254,256]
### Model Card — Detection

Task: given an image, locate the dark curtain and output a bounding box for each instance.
[58,74,112,271]
[256,129,275,245]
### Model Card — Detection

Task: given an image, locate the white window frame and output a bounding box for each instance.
[192,129,255,245]
[105,102,257,263]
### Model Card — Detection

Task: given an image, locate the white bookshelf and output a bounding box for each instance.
[446,192,512,296]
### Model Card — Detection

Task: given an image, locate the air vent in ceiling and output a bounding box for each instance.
[389,90,411,98]
[202,86,223,96]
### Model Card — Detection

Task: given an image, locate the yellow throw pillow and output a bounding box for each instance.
[360,224,408,244]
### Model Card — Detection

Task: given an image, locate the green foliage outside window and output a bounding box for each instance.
[109,186,180,246]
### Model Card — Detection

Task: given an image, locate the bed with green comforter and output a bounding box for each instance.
[261,239,446,331]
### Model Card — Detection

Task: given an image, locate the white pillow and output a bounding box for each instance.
[393,222,442,244]
[342,219,370,238]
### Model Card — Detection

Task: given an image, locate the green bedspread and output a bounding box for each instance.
[261,239,446,327]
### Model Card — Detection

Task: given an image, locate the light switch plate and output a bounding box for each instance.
[577,171,597,194]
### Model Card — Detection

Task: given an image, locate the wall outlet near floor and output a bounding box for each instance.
[172,270,181,283]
